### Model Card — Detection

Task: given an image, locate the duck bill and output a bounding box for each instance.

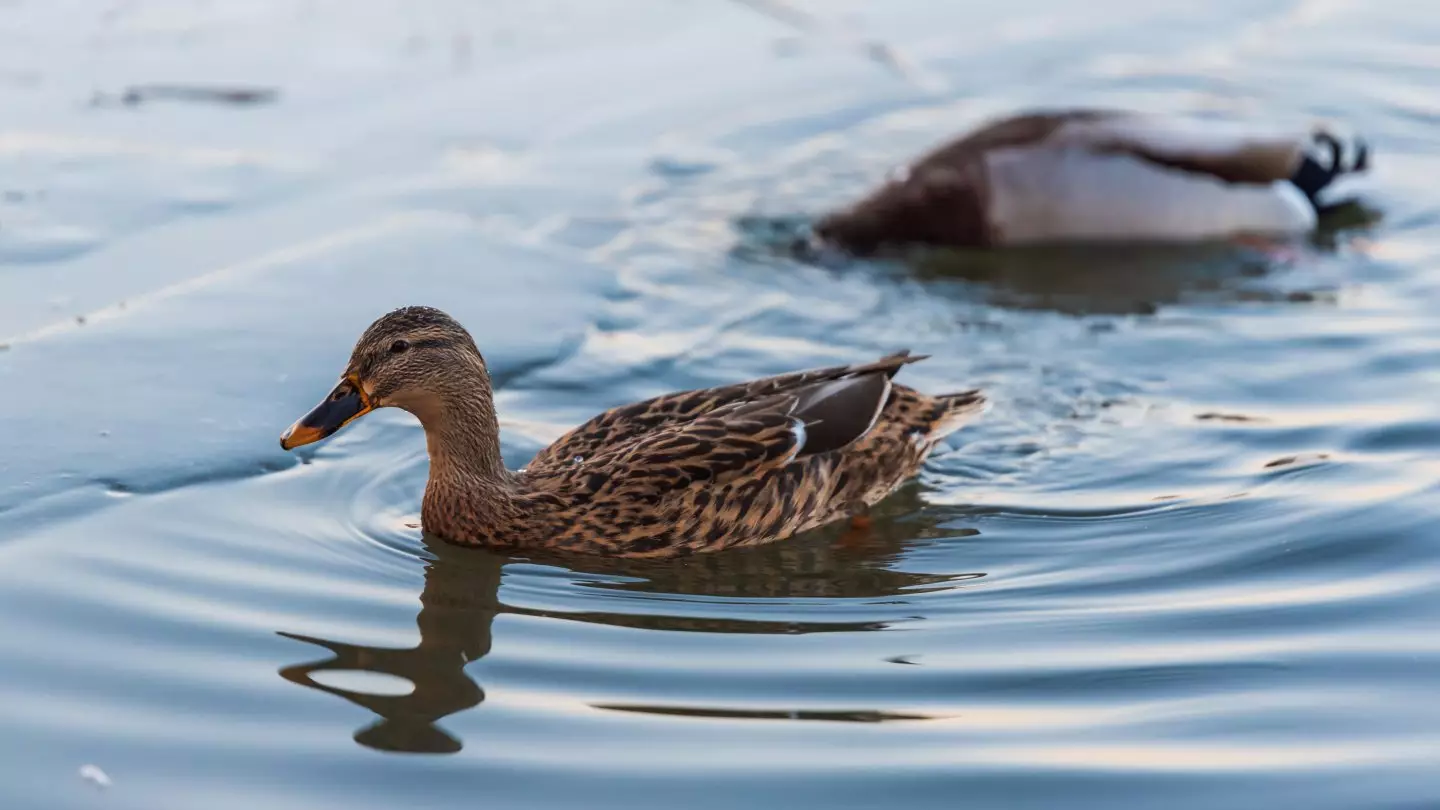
[279,376,374,450]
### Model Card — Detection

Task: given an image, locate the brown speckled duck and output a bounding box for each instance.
[279,306,985,558]
[815,109,1370,254]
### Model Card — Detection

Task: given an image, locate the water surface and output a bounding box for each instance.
[2,1,1438,808]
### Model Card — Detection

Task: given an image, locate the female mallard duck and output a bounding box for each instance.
[814,109,1371,254]
[279,306,985,558]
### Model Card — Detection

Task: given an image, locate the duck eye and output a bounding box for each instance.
[389,339,410,355]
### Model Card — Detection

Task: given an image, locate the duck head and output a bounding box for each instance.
[279,306,489,450]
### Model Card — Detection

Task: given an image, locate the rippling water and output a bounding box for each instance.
[2,1,1439,808]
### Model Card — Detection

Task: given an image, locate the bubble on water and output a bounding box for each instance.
[78,764,111,790]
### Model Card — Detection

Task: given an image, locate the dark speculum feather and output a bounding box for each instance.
[788,372,889,456]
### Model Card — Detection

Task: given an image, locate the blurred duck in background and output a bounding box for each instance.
[813,109,1371,255]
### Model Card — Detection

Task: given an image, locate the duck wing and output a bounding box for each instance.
[1041,113,1311,186]
[530,352,919,471]
[916,109,1317,186]
[573,362,899,503]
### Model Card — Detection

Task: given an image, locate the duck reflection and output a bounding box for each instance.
[277,544,502,754]
[278,492,981,754]
[738,199,1380,317]
[908,241,1288,316]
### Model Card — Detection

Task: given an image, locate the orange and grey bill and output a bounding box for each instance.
[279,376,374,450]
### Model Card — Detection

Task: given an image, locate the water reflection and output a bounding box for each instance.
[907,200,1381,315]
[279,496,983,754]
[591,704,935,722]
[277,546,502,754]
[733,199,1380,316]
[907,242,1283,316]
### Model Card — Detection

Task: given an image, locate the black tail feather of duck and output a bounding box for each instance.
[1291,129,1371,204]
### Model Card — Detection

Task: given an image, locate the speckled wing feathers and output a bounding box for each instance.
[590,363,900,492]
[584,406,803,498]
[528,352,921,470]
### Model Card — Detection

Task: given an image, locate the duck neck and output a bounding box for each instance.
[421,400,509,486]
[407,362,519,541]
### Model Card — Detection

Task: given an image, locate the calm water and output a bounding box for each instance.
[2,1,1438,807]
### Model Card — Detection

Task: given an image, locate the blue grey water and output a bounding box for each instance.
[1,1,1437,808]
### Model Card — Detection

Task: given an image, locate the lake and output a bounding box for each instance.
[1,1,1437,808]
